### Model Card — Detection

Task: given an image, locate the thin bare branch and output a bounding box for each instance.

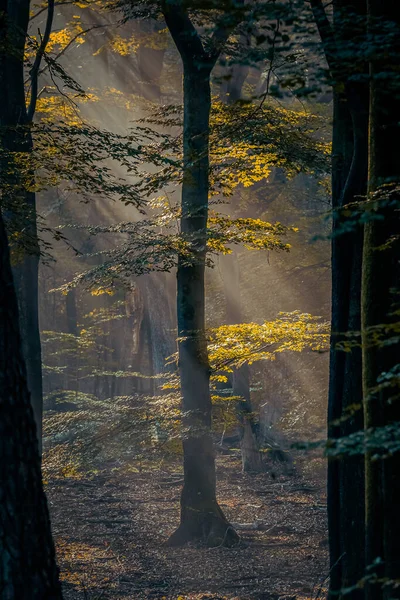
[27,0,55,121]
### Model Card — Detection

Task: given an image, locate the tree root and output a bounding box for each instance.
[167,508,240,548]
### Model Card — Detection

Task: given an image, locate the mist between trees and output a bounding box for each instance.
[0,0,399,598]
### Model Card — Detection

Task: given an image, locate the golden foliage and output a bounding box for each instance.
[208,311,330,373]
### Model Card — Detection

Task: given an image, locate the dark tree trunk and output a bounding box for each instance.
[310,1,368,596]
[0,0,44,452]
[327,88,357,598]
[13,237,43,452]
[0,4,61,579]
[167,63,238,547]
[161,1,242,545]
[0,213,62,598]
[362,5,400,599]
[337,78,369,600]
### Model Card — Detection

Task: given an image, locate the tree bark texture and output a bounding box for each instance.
[310,1,369,596]
[168,64,238,547]
[0,0,43,451]
[362,4,400,599]
[0,214,62,598]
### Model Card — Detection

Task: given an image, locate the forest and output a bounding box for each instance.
[0,0,399,598]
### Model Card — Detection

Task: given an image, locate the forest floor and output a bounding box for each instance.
[48,452,329,600]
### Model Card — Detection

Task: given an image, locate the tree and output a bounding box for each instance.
[160,0,244,547]
[219,56,265,473]
[7,0,56,453]
[310,1,368,595]
[0,1,62,595]
[362,4,400,599]
[46,0,329,545]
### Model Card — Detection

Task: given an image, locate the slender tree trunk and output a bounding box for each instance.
[64,288,79,392]
[362,5,400,599]
[233,363,264,473]
[221,253,264,472]
[65,289,78,336]
[136,20,166,102]
[219,57,264,473]
[167,63,238,546]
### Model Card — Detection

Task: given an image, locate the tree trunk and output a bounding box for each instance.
[136,20,166,102]
[0,0,44,452]
[310,1,368,595]
[220,252,265,472]
[13,236,43,452]
[65,289,78,336]
[1,14,60,588]
[362,5,400,599]
[219,56,264,473]
[167,62,238,547]
[328,92,367,600]
[233,364,264,473]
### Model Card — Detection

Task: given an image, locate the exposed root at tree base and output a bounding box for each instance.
[167,514,240,548]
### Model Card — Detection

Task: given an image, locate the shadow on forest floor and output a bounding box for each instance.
[48,453,328,600]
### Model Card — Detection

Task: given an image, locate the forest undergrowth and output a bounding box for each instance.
[48,452,328,600]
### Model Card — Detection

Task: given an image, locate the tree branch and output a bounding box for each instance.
[162,0,244,68]
[207,0,245,65]
[161,0,207,65]
[27,0,55,121]
[309,0,336,73]
[30,1,79,21]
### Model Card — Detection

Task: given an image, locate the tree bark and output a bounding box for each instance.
[13,240,43,451]
[362,5,400,599]
[0,0,48,453]
[0,5,61,579]
[162,2,241,546]
[221,253,265,472]
[0,213,62,597]
[310,1,368,596]
[233,364,264,473]
[168,63,238,547]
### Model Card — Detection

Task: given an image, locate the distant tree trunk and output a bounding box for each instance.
[162,1,240,547]
[362,5,400,600]
[65,289,78,336]
[311,1,368,596]
[233,363,264,472]
[136,20,166,102]
[220,58,264,473]
[220,31,249,103]
[65,288,79,392]
[221,252,264,472]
